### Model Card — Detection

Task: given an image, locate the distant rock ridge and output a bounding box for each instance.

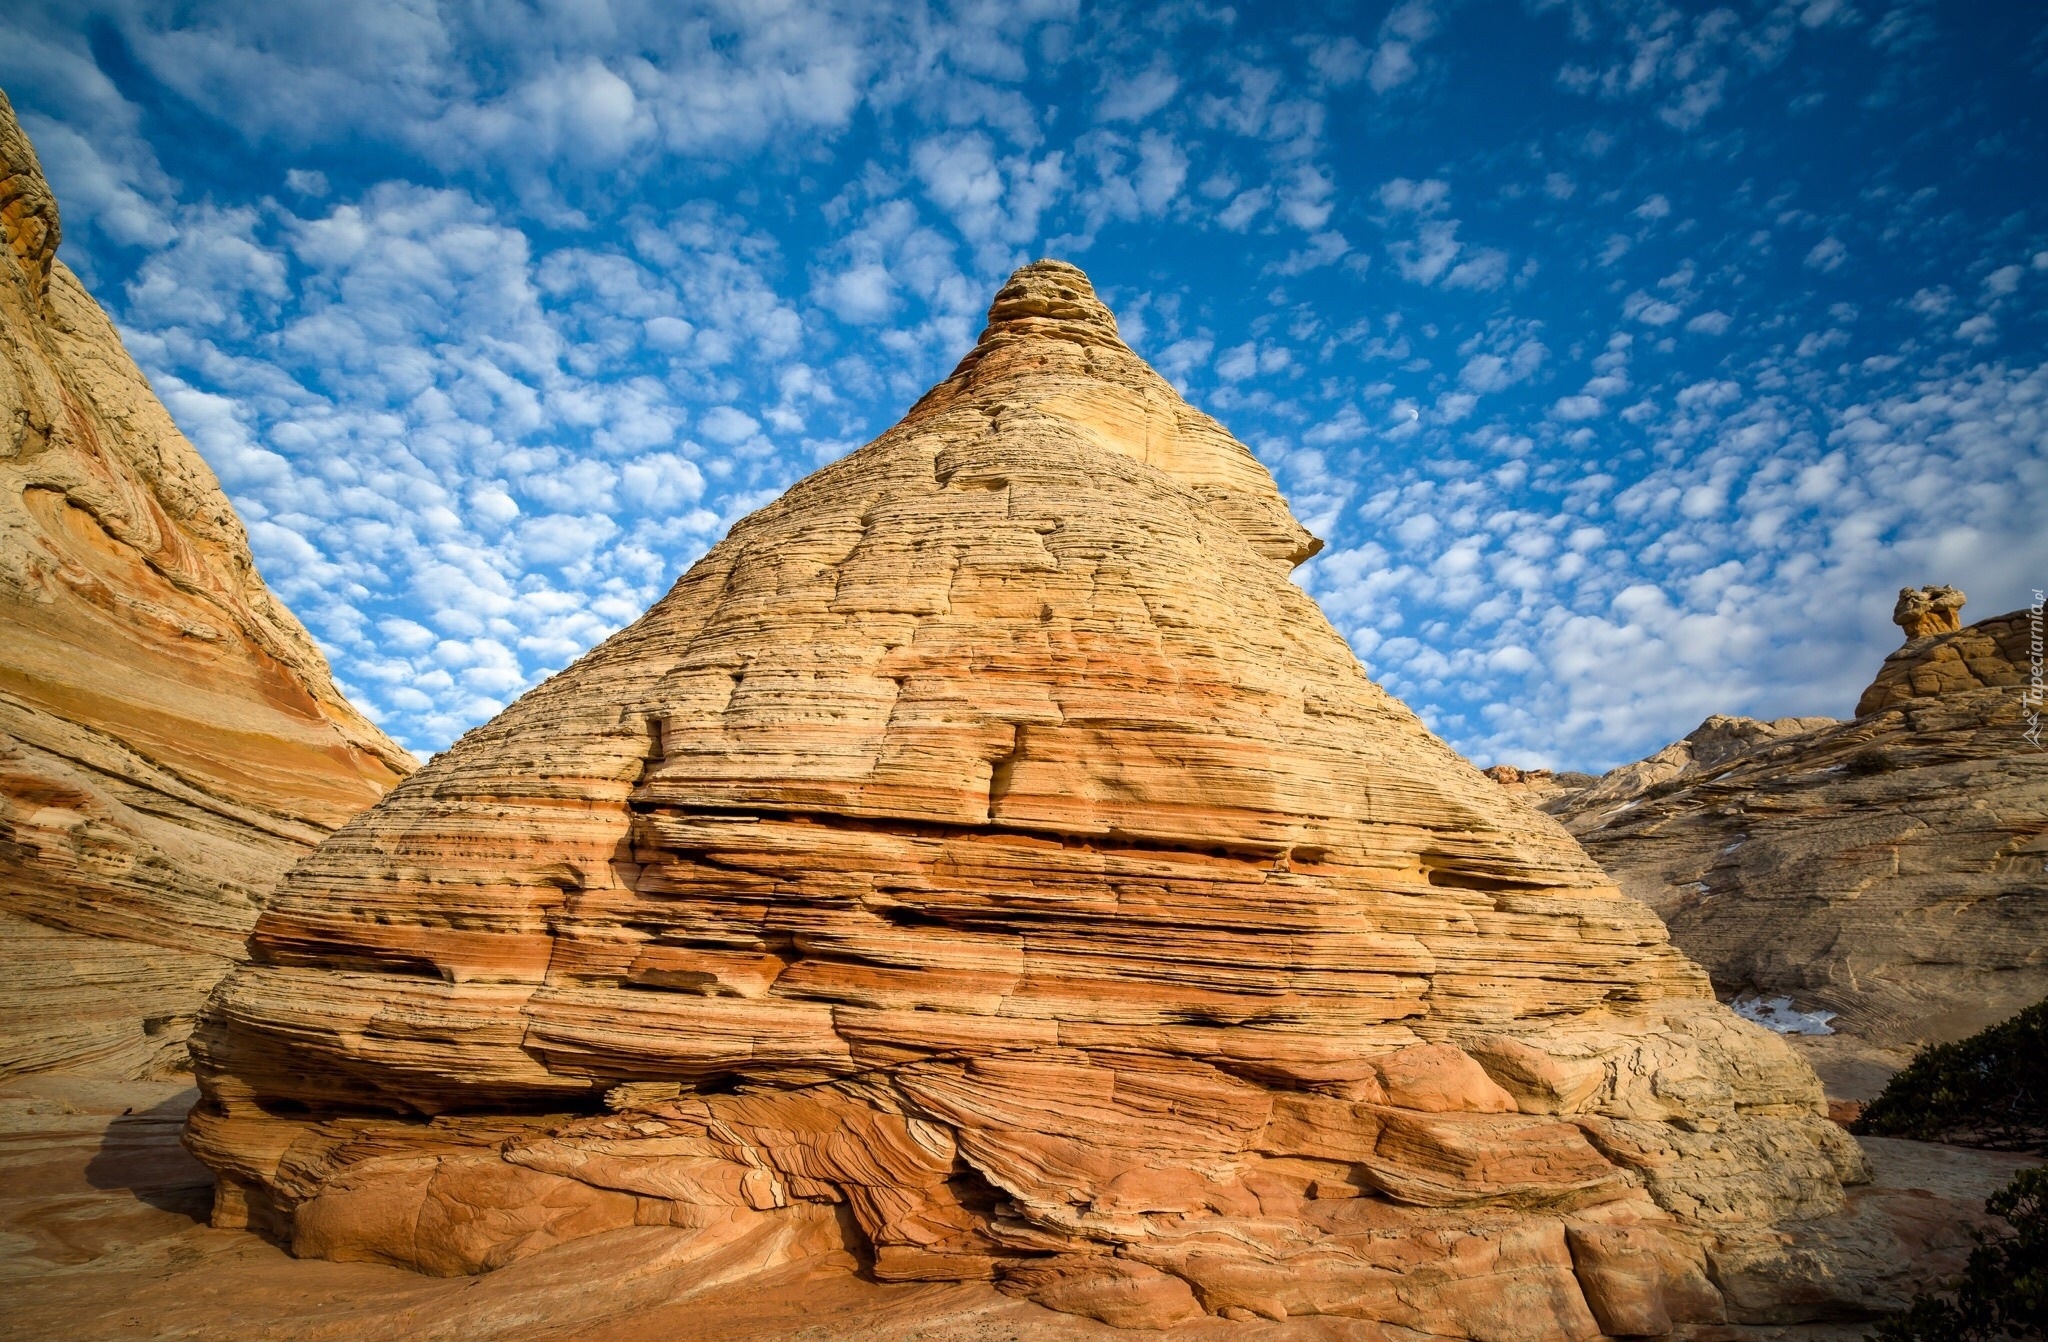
[188,258,1887,1335]
[0,90,414,1078]
[1521,596,2046,1075]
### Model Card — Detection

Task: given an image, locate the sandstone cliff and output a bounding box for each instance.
[0,91,414,1079]
[187,260,1879,1336]
[1546,599,2046,1068]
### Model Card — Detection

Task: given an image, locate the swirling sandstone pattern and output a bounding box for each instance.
[189,260,1867,1336]
[0,92,413,1078]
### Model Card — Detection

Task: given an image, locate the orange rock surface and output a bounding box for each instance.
[189,260,1872,1335]
[13,1076,2020,1342]
[0,93,413,1079]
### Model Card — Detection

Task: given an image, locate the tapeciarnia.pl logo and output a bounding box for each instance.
[2026,588,2044,750]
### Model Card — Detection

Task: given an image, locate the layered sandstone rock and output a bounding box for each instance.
[9,1074,2024,1342]
[189,260,1872,1336]
[1549,601,2047,1059]
[0,92,413,1079]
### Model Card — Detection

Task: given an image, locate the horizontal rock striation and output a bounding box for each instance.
[189,260,1868,1335]
[1549,602,2047,1053]
[0,91,413,1078]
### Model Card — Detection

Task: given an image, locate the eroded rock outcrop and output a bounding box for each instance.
[1549,598,2047,1061]
[1891,584,1966,642]
[189,260,1875,1336]
[0,91,414,1078]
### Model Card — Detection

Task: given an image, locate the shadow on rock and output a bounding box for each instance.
[85,1088,214,1221]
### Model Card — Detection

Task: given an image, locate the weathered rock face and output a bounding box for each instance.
[189,259,1868,1336]
[0,92,414,1079]
[1546,715,1841,825]
[1549,603,2047,1058]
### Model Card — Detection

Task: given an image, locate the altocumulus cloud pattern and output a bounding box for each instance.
[3,0,2043,769]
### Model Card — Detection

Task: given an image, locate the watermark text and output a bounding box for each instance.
[2026,588,2044,749]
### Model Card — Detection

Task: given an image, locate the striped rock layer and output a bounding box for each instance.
[189,261,1865,1337]
[0,92,413,1079]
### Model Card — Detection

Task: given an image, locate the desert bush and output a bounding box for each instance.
[1853,999,2046,1150]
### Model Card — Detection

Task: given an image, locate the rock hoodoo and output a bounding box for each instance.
[1890,584,1966,641]
[189,260,1869,1336]
[0,91,413,1078]
[1543,600,2046,1073]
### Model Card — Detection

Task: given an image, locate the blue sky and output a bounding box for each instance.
[5,0,2043,771]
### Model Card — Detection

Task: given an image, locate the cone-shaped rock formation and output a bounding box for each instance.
[0,91,413,1078]
[189,260,1867,1336]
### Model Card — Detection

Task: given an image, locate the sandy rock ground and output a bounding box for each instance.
[4,1076,2035,1342]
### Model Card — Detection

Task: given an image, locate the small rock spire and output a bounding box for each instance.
[1892,584,1965,641]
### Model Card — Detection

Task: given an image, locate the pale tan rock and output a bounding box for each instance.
[1461,1034,1606,1115]
[1542,714,1838,823]
[1553,604,2047,1059]
[186,260,1865,1335]
[0,94,413,1080]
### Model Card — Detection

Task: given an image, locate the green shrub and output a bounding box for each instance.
[1853,999,2046,1150]
[1867,1165,2046,1341]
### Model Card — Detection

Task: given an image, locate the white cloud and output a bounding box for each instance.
[1377,176,1450,215]
[1390,220,1463,284]
[1366,0,1442,93]
[1983,264,2024,298]
[699,406,762,445]
[1444,248,1510,291]
[1368,42,1418,93]
[1954,313,1997,344]
[1097,58,1179,122]
[1624,290,1684,325]
[1305,36,1369,87]
[1458,337,1547,392]
[1804,236,1847,272]
[1216,187,1270,231]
